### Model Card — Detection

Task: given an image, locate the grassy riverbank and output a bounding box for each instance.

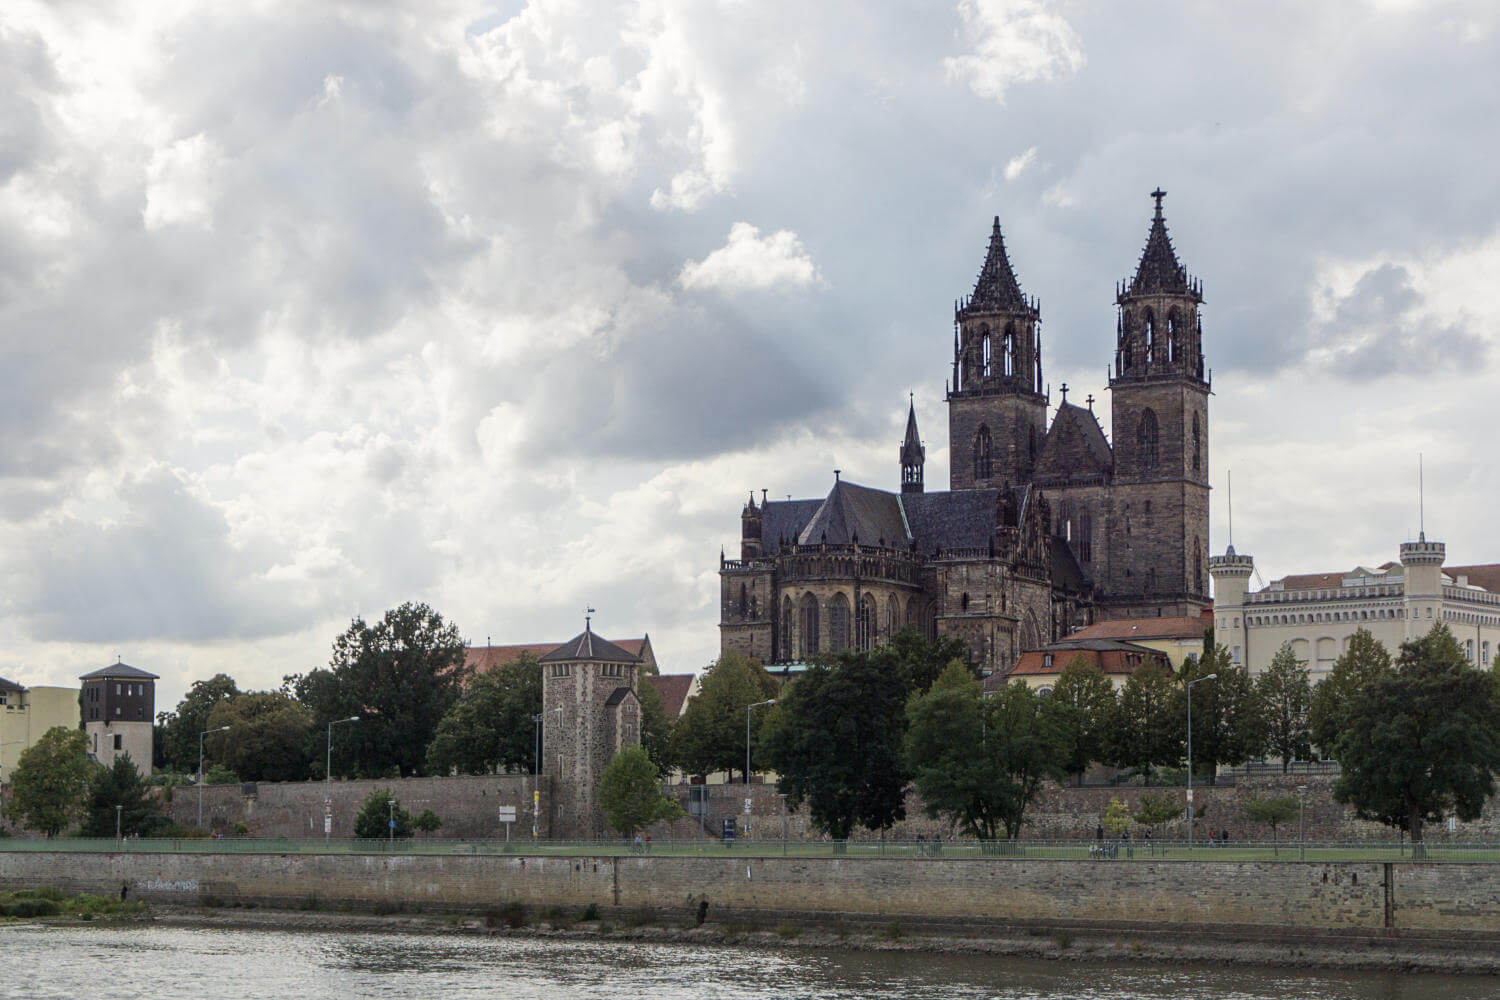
[136,901,1500,976]
[0,887,148,922]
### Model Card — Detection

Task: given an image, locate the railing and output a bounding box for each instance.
[3,837,1498,861]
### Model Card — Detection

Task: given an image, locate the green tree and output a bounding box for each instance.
[1047,657,1118,783]
[887,627,973,694]
[3,727,96,836]
[1332,624,1500,851]
[291,602,470,778]
[1172,636,1265,784]
[1101,797,1131,837]
[156,674,241,772]
[761,650,909,840]
[425,652,542,776]
[1241,795,1299,855]
[598,746,684,837]
[413,809,443,836]
[1132,792,1181,835]
[635,675,676,772]
[80,754,169,837]
[1256,644,1313,772]
[672,652,777,780]
[353,788,412,840]
[1109,660,1179,779]
[204,691,314,782]
[1308,628,1393,755]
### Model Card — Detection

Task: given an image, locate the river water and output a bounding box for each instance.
[0,925,1490,1000]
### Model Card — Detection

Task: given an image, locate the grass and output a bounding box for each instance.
[0,888,146,921]
[775,921,800,938]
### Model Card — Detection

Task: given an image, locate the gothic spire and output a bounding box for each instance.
[960,217,1037,317]
[899,394,925,494]
[1124,189,1200,299]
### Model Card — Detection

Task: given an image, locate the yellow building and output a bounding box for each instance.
[1054,608,1213,671]
[0,677,81,783]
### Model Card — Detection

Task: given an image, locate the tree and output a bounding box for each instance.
[1109,660,1178,779]
[908,665,1066,842]
[886,627,973,695]
[761,650,909,841]
[1308,628,1393,755]
[672,652,777,781]
[3,727,95,836]
[1171,635,1265,784]
[413,809,443,836]
[1101,797,1131,837]
[1332,624,1500,852]
[204,691,314,782]
[1047,657,1118,783]
[598,746,684,837]
[425,652,542,776]
[1256,644,1313,772]
[1132,792,1181,836]
[1242,796,1299,855]
[80,754,170,838]
[290,602,470,778]
[635,675,676,772]
[353,788,412,840]
[156,674,241,772]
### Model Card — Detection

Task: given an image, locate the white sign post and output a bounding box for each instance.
[498,805,517,842]
[323,798,332,836]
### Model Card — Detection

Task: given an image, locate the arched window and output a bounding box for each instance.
[961,592,970,612]
[799,593,820,659]
[829,593,851,652]
[887,595,901,636]
[1079,512,1092,562]
[1144,311,1155,364]
[1167,309,1179,364]
[1003,324,1017,376]
[781,597,793,661]
[981,328,992,377]
[857,594,877,650]
[1192,412,1201,473]
[1137,408,1159,469]
[974,425,992,480]
[1123,340,1134,371]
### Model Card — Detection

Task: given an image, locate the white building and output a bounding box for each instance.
[1209,536,1500,679]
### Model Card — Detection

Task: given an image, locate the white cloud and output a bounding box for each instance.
[1004,146,1037,181]
[945,0,1085,103]
[143,133,223,230]
[678,222,823,291]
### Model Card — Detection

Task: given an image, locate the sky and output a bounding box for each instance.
[2,0,1499,712]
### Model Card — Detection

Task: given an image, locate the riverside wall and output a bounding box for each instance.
[3,849,1499,936]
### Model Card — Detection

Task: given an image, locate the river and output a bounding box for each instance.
[0,924,1491,999]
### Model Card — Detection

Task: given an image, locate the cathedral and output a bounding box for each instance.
[719,192,1212,675]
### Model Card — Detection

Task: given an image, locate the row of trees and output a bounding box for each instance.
[4,728,173,838]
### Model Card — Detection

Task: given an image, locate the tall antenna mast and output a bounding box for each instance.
[1419,454,1425,541]
[1227,469,1233,549]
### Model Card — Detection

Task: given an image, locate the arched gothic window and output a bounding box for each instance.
[974,425,993,480]
[981,328,992,377]
[1167,309,1179,364]
[781,597,793,662]
[1003,325,1017,376]
[1137,408,1159,470]
[1144,311,1155,365]
[1079,512,1092,562]
[1192,412,1201,473]
[799,593,820,659]
[886,595,901,637]
[857,594,877,650]
[829,593,851,652]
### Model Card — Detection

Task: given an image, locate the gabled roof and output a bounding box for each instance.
[80,661,158,681]
[1067,608,1213,643]
[538,629,641,664]
[1035,401,1112,479]
[467,638,648,674]
[603,686,638,707]
[901,488,1005,553]
[646,673,696,718]
[899,398,924,468]
[760,498,824,556]
[1124,191,1198,298]
[0,675,24,693]
[959,218,1037,317]
[797,479,911,549]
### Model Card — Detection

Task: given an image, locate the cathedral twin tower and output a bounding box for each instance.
[722,191,1212,673]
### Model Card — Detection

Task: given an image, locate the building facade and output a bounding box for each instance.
[79,661,157,768]
[0,679,79,783]
[720,192,1212,674]
[1210,537,1500,678]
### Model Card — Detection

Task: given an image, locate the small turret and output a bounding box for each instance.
[740,491,763,559]
[899,395,925,494]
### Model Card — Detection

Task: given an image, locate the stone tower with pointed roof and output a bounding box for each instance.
[719,192,1212,677]
[948,218,1047,492]
[539,620,642,836]
[80,660,157,768]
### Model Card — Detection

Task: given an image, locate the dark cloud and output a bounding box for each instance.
[1309,263,1486,379]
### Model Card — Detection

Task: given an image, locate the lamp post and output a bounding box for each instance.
[532,707,561,840]
[198,726,231,830]
[324,716,359,842]
[388,799,395,849]
[1185,674,1216,854]
[1297,784,1308,861]
[746,699,776,784]
[115,804,123,844]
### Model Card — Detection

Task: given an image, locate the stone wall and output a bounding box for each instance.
[6,848,1500,935]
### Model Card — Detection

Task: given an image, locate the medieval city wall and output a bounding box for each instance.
[5,848,1500,935]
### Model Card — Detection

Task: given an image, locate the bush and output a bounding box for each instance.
[205,765,239,785]
[581,902,600,921]
[353,789,412,840]
[232,822,249,837]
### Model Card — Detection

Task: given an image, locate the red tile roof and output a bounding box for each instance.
[1449,564,1500,592]
[1009,640,1170,678]
[1066,607,1212,643]
[465,638,648,674]
[647,674,696,718]
[1270,562,1500,594]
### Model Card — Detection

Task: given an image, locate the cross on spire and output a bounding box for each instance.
[1151,188,1167,218]
[1085,393,1095,411]
[1059,382,1069,403]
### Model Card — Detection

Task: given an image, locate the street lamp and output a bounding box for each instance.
[325,716,360,842]
[746,699,776,785]
[1298,784,1308,861]
[115,804,123,844]
[531,707,562,841]
[1185,674,1216,854]
[198,726,231,830]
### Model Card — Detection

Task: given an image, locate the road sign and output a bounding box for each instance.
[323,817,331,834]
[497,806,517,823]
[744,797,752,815]
[388,819,396,829]
[1185,789,1194,802]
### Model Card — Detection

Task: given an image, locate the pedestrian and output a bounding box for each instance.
[645,834,652,854]
[1222,828,1231,844]
[1095,823,1104,841]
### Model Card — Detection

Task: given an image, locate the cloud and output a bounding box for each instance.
[143,133,223,230]
[1004,146,1037,181]
[678,222,823,291]
[945,0,1085,103]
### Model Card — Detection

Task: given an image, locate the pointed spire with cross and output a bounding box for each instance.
[1151,187,1167,218]
[1059,382,1068,404]
[1085,393,1095,411]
